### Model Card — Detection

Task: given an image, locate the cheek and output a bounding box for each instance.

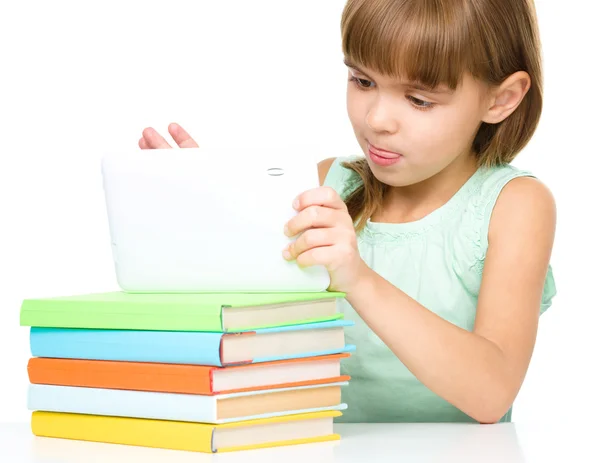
[411,105,481,158]
[346,89,364,130]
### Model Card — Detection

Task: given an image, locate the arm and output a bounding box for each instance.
[288,164,556,423]
[345,177,556,423]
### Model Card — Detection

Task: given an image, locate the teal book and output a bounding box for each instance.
[20,291,345,332]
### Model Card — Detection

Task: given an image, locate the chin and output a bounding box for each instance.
[367,158,437,188]
[365,154,412,186]
[367,161,414,187]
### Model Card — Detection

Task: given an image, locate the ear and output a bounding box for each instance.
[482,71,531,124]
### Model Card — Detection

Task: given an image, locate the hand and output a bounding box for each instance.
[139,123,199,149]
[282,186,370,294]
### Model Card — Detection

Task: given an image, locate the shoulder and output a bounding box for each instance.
[488,175,556,250]
[317,155,364,198]
[317,157,336,185]
[453,164,557,311]
[491,175,556,225]
[474,164,556,249]
[469,165,557,313]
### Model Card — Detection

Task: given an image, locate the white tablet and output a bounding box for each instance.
[101,148,331,293]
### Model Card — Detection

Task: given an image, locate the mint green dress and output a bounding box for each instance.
[324,156,556,423]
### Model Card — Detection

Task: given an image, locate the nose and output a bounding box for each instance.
[366,96,399,134]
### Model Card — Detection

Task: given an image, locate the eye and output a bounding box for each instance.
[349,76,375,90]
[407,95,435,110]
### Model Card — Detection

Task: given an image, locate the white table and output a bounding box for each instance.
[0,421,594,462]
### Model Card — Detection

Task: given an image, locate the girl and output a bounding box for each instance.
[139,0,556,424]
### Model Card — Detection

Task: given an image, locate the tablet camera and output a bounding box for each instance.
[267,167,284,176]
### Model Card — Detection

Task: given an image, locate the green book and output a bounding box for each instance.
[19,291,346,332]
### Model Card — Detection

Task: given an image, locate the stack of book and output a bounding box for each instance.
[19,291,354,453]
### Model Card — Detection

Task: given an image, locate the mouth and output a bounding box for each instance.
[367,142,403,166]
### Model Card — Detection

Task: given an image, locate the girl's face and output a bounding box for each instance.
[345,60,492,187]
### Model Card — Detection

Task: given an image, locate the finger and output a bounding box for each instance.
[138,137,150,149]
[168,123,199,148]
[285,206,348,237]
[142,127,172,149]
[295,246,334,269]
[294,186,347,212]
[284,228,339,261]
[295,242,355,270]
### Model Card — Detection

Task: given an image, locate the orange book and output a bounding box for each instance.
[28,353,351,395]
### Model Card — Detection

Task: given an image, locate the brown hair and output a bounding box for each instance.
[340,0,544,231]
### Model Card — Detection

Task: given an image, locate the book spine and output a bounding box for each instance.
[28,384,218,423]
[27,358,216,394]
[20,299,224,331]
[30,327,224,366]
[31,411,216,453]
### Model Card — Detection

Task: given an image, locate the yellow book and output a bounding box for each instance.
[31,410,342,453]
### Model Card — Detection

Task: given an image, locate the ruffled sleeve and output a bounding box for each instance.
[539,266,556,315]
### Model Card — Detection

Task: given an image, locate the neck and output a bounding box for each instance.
[374,153,479,224]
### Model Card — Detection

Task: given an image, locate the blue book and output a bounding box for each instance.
[30,320,355,366]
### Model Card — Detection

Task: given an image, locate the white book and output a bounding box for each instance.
[27,382,348,424]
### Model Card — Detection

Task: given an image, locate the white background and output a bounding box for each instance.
[0,0,598,427]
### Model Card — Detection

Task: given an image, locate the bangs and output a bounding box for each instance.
[341,0,485,90]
